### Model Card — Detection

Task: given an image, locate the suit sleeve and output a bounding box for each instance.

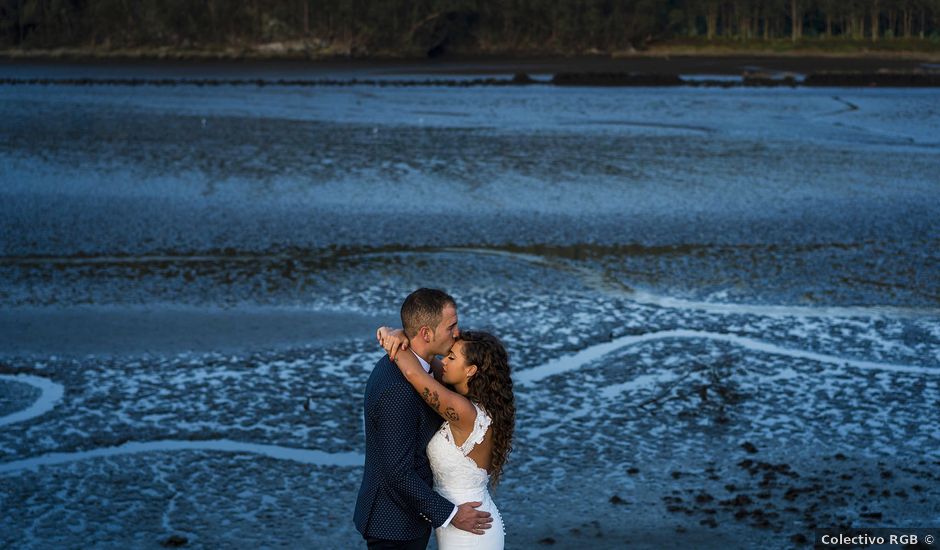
[372,384,457,528]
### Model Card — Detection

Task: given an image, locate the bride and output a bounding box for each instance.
[377,327,515,550]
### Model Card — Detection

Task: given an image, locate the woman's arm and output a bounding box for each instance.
[377,327,476,431]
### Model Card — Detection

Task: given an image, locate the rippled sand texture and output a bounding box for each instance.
[2,252,938,548]
[2,83,938,307]
[1,71,938,548]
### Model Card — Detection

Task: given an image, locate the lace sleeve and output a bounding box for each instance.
[459,402,492,456]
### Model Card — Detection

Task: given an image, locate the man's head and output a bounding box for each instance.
[401,288,459,357]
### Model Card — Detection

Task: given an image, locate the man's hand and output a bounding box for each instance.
[451,501,492,535]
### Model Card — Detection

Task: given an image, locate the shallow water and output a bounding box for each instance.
[1,64,938,548]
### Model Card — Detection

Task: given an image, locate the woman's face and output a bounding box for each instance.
[441,340,476,388]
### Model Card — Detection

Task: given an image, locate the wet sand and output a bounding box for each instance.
[1,250,937,548]
[0,306,389,358]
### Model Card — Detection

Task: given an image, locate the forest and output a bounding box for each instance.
[2,0,940,57]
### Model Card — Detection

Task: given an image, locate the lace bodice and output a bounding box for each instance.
[427,401,505,549]
[426,401,492,504]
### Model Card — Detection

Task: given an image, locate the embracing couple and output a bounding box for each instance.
[354,288,515,549]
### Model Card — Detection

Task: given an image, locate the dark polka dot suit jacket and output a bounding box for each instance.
[354,355,455,540]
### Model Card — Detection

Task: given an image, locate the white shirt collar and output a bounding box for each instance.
[411,349,432,374]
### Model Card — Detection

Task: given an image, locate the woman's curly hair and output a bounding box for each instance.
[460,330,515,486]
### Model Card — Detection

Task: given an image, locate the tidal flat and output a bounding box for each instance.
[1,62,938,548]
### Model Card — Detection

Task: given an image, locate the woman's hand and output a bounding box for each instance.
[376,326,409,360]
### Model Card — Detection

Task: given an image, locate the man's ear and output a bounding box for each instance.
[420,326,431,342]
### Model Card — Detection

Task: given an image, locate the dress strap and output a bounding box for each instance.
[459,402,492,456]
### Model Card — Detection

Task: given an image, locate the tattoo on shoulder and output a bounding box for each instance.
[444,407,460,422]
[422,387,441,413]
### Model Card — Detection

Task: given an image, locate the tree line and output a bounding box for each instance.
[2,0,939,55]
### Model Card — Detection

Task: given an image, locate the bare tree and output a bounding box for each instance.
[706,0,719,39]
[790,0,803,40]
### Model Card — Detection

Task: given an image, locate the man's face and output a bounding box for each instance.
[429,304,459,356]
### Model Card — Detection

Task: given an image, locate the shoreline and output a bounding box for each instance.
[6,72,940,88]
[3,50,939,76]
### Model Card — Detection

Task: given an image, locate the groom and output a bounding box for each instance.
[354,288,492,549]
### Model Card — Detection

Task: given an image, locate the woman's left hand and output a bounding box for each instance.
[376,326,409,360]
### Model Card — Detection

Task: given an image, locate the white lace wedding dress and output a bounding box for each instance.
[427,401,505,549]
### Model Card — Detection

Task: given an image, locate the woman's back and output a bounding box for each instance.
[428,402,505,549]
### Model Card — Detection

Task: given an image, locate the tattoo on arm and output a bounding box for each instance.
[422,387,441,413]
[421,387,460,422]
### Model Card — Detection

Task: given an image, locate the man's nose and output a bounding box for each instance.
[453,327,460,338]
